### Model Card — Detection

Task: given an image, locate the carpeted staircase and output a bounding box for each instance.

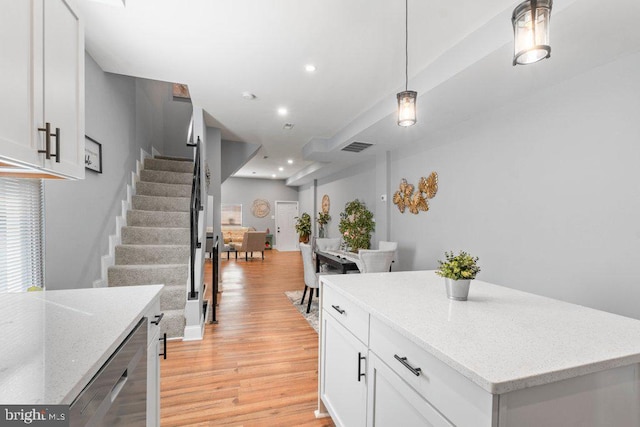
[108,156,193,339]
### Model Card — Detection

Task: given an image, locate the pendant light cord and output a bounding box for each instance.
[405,0,409,91]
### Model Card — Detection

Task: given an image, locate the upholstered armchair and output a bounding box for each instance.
[231,231,267,260]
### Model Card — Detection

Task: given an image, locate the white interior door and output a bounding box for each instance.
[275,201,298,251]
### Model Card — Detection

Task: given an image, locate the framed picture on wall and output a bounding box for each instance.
[85,136,103,173]
[221,204,242,226]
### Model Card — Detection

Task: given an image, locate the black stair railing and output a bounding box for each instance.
[212,235,219,323]
[188,136,202,300]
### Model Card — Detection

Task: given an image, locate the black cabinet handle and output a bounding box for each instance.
[159,333,167,360]
[331,305,345,315]
[52,127,60,163]
[394,354,422,376]
[37,122,51,159]
[151,313,164,325]
[37,123,60,162]
[357,352,366,382]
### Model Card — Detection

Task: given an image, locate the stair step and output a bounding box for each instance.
[160,284,186,311]
[136,181,191,198]
[154,155,192,162]
[161,308,186,339]
[144,158,194,173]
[121,226,190,245]
[140,169,192,185]
[107,264,188,287]
[132,195,190,212]
[115,244,190,265]
[127,210,190,228]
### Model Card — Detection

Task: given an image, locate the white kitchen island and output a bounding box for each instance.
[0,285,164,426]
[318,271,640,426]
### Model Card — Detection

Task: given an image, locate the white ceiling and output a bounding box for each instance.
[78,0,640,184]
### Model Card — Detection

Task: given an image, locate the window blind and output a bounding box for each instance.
[0,178,44,292]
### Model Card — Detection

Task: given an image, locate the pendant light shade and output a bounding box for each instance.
[397,0,417,127]
[397,90,417,127]
[512,0,552,66]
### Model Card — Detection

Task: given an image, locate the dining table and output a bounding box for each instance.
[315,250,360,274]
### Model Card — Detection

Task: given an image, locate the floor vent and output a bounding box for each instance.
[341,141,373,153]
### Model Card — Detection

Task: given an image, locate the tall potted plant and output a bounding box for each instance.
[435,251,481,301]
[338,199,375,252]
[295,212,312,243]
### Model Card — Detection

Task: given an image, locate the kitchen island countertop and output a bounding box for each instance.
[0,285,163,404]
[320,270,640,394]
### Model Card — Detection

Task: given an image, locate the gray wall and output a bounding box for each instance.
[44,53,191,290]
[221,139,260,182]
[221,177,298,245]
[45,53,139,289]
[300,159,378,242]
[389,51,640,320]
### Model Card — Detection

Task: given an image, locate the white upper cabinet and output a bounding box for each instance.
[0,0,40,168]
[0,0,84,179]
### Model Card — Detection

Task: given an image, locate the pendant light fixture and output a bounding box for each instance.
[397,0,417,127]
[512,0,552,66]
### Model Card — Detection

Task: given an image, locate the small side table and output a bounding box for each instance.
[265,234,273,250]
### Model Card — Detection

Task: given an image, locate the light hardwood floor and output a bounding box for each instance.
[160,250,334,426]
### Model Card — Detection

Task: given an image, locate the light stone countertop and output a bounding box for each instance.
[0,285,162,404]
[320,271,640,394]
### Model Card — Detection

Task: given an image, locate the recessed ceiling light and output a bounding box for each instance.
[305,64,317,72]
[278,167,284,171]
[277,107,288,116]
[241,92,257,100]
[283,123,294,130]
[271,174,276,178]
[287,159,293,164]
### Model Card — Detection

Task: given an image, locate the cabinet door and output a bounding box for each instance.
[0,0,42,167]
[367,353,453,427]
[321,310,368,427]
[147,332,160,427]
[41,0,84,178]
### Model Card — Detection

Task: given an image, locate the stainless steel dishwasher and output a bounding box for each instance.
[69,318,147,427]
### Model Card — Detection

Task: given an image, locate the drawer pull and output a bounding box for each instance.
[151,313,164,325]
[159,333,167,359]
[394,354,422,376]
[37,123,60,163]
[331,305,345,315]
[357,352,366,382]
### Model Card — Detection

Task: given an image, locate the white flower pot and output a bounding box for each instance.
[444,278,471,301]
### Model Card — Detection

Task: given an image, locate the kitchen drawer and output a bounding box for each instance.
[369,317,495,427]
[368,352,453,427]
[323,284,369,345]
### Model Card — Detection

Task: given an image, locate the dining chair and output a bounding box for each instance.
[314,238,341,272]
[378,241,398,271]
[356,249,395,274]
[300,243,337,313]
[315,238,341,252]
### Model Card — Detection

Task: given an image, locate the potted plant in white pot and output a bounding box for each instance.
[435,251,481,301]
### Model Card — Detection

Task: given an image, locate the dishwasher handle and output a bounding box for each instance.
[110,369,128,403]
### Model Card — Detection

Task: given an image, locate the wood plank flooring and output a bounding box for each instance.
[160,250,334,426]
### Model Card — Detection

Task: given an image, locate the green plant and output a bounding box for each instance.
[435,251,481,280]
[338,199,375,252]
[317,212,331,227]
[317,212,331,238]
[295,212,312,237]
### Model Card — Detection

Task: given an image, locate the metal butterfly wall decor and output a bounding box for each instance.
[392,172,438,215]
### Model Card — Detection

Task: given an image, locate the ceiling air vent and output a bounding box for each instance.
[341,141,373,153]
